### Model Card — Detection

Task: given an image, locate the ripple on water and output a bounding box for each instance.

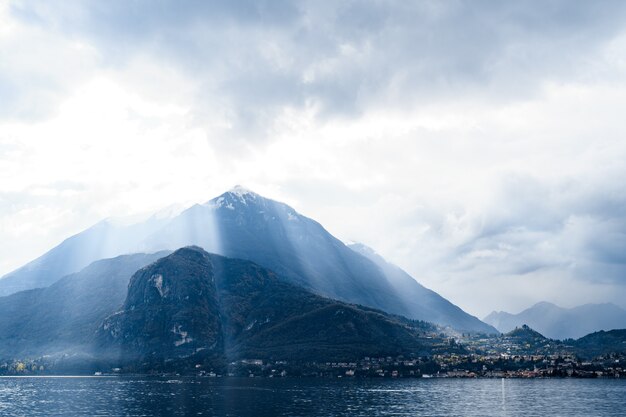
[0,377,625,417]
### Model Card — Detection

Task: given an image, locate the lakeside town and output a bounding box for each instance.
[3,327,624,379]
[221,349,626,379]
[3,352,623,379]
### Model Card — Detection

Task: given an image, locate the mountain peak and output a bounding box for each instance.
[505,324,546,340]
[171,245,209,258]
[204,186,261,210]
[228,185,258,198]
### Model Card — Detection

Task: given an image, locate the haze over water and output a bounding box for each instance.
[1,377,624,416]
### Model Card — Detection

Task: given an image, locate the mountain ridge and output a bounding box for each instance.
[347,242,492,334]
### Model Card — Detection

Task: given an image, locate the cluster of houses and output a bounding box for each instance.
[212,350,625,379]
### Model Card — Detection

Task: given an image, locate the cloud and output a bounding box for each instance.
[384,171,626,315]
[6,1,626,137]
[0,3,99,120]
[473,174,626,280]
[3,1,626,317]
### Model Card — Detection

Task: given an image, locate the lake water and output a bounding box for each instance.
[0,376,624,416]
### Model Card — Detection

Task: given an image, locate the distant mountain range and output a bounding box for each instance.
[484,301,626,340]
[0,186,495,334]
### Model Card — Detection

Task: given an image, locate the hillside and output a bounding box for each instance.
[572,329,626,359]
[0,252,169,358]
[97,247,449,370]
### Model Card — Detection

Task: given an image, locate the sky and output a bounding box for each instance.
[2,0,626,318]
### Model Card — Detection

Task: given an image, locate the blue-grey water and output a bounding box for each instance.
[0,376,624,416]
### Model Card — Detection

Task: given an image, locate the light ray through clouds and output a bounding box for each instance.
[2,1,626,317]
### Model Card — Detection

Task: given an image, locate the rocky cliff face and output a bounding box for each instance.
[99,247,223,360]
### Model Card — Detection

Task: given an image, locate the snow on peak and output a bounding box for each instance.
[205,186,259,209]
[228,185,256,197]
[226,185,258,205]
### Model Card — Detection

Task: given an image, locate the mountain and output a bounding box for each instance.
[0,251,169,359]
[0,186,496,333]
[572,329,626,359]
[484,301,626,340]
[96,247,448,370]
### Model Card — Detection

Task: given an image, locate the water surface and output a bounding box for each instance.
[0,376,624,416]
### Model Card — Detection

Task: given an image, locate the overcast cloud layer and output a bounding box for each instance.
[2,0,626,317]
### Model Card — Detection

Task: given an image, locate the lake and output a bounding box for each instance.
[0,376,624,416]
